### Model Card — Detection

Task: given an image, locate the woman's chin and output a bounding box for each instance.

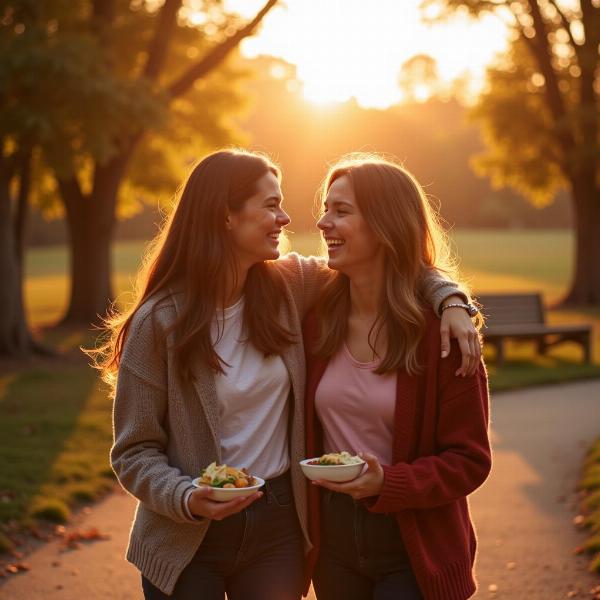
[326,256,342,271]
[264,247,280,261]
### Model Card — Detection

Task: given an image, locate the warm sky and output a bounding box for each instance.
[222,0,510,108]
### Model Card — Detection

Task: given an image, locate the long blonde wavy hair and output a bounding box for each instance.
[314,153,469,375]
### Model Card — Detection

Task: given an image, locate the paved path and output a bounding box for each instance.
[1,380,599,600]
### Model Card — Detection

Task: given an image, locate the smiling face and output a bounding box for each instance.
[227,171,290,268]
[316,174,383,275]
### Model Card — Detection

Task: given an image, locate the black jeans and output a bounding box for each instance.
[142,471,303,600]
[313,491,423,600]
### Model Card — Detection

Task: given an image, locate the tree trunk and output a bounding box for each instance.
[561,177,600,306]
[15,148,32,269]
[62,202,115,325]
[0,174,32,356]
[55,1,279,325]
[60,150,132,325]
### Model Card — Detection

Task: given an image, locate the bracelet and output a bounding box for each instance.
[440,302,479,317]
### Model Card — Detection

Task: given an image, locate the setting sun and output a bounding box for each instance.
[224,0,509,108]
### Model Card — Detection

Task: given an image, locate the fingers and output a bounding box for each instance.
[190,485,214,500]
[211,492,262,521]
[358,452,380,473]
[189,489,262,520]
[312,479,343,494]
[440,326,451,359]
[468,332,481,376]
[455,329,482,377]
[455,333,472,378]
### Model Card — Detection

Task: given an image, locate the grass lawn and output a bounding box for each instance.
[1,229,599,549]
[580,437,600,574]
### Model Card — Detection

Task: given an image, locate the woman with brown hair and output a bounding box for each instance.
[304,155,491,600]
[92,149,478,600]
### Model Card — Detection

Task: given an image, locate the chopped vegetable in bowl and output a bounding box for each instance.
[198,462,257,488]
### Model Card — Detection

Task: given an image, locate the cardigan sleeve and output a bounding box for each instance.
[110,308,198,525]
[369,348,491,513]
[273,253,332,318]
[420,268,470,315]
[275,254,469,318]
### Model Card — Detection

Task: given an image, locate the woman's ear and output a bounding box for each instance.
[225,213,232,231]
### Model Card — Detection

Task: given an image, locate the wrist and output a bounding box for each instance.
[441,294,464,309]
[440,301,479,318]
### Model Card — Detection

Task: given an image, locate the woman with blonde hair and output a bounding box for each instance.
[92,149,478,599]
[304,155,491,600]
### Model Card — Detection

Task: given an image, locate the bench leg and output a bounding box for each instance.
[582,333,592,364]
[537,338,548,356]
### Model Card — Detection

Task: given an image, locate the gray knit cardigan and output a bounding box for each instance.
[110,253,463,595]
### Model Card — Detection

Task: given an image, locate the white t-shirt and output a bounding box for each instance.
[211,297,291,480]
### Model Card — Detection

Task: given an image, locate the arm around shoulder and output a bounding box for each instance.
[273,252,333,317]
[420,268,471,316]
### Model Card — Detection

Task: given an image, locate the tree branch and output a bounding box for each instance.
[546,0,579,50]
[142,0,182,81]
[92,0,116,23]
[56,175,85,218]
[525,0,576,166]
[166,0,278,99]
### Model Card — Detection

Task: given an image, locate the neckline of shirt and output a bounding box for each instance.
[215,296,244,321]
[343,342,380,369]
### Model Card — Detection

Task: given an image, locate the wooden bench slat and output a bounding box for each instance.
[475,292,592,365]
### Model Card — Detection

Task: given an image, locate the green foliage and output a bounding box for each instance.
[579,437,600,574]
[30,499,70,523]
[0,1,166,174]
[0,530,14,553]
[123,58,249,214]
[0,365,112,526]
[427,0,599,221]
[1,0,252,218]
[470,40,567,206]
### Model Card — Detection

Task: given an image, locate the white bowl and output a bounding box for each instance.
[299,458,365,483]
[191,476,265,503]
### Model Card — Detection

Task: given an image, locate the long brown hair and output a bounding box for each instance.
[315,153,466,375]
[90,149,295,391]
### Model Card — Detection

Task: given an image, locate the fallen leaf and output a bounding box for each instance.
[59,527,110,549]
[573,515,585,527]
[506,561,516,570]
[488,584,498,593]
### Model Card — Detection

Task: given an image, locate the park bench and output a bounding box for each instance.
[477,293,592,366]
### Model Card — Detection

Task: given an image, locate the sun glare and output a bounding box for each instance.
[222,0,509,108]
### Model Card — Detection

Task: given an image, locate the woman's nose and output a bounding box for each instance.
[277,209,291,226]
[317,213,330,230]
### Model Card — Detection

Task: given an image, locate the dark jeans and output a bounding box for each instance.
[313,491,423,600]
[142,471,303,600]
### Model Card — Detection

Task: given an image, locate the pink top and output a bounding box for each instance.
[314,343,397,466]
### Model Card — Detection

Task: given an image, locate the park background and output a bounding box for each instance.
[1,0,600,592]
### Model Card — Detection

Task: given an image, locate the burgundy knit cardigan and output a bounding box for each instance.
[303,310,492,600]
